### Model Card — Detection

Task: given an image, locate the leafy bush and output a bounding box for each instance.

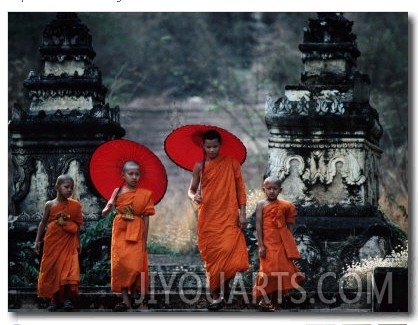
[9,241,40,287]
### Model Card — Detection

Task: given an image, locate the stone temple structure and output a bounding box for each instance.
[8,12,125,288]
[263,13,405,291]
[9,13,124,221]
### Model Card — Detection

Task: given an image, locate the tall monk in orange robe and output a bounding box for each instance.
[252,176,304,311]
[188,129,249,310]
[34,174,83,311]
[102,161,155,311]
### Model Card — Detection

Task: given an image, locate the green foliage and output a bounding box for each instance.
[9,241,40,287]
[78,212,115,286]
[80,211,114,247]
[147,240,177,255]
[80,257,111,286]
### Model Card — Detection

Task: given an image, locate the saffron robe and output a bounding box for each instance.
[252,199,304,297]
[37,199,83,299]
[111,188,155,294]
[197,155,249,292]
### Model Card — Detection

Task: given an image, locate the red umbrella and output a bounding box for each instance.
[89,139,167,204]
[164,124,247,171]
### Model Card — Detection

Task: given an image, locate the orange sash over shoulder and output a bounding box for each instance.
[197,155,249,292]
[37,199,83,299]
[111,188,155,294]
[252,199,304,297]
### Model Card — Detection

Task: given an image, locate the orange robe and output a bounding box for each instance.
[197,155,249,292]
[252,199,304,297]
[111,188,155,294]
[37,199,83,299]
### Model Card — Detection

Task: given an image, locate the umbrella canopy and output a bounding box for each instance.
[89,139,167,204]
[164,124,247,171]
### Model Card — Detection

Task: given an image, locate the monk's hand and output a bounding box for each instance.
[259,245,266,258]
[103,202,114,215]
[238,215,247,230]
[193,193,202,204]
[106,202,113,209]
[33,241,40,255]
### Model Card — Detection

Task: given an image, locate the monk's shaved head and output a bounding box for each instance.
[122,160,140,172]
[263,176,282,187]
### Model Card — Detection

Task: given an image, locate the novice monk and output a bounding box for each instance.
[102,160,155,312]
[34,174,83,311]
[188,129,249,311]
[252,176,304,311]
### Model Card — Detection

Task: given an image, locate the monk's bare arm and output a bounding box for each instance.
[102,187,120,216]
[188,162,202,203]
[34,201,52,255]
[255,201,266,258]
[238,204,247,230]
[233,161,247,204]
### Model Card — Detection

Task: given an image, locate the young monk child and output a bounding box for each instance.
[34,174,84,311]
[188,129,249,311]
[252,176,304,311]
[101,160,155,312]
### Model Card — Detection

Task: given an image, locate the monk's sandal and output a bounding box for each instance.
[208,297,225,311]
[258,300,275,312]
[63,299,74,311]
[47,301,60,311]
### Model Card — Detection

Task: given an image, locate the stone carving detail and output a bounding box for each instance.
[266,95,345,116]
[299,12,360,64]
[40,12,96,63]
[10,145,92,207]
[10,104,120,124]
[24,67,106,102]
[11,154,35,203]
[302,150,325,184]
[90,104,120,123]
[268,147,366,187]
[267,149,305,181]
[326,150,366,185]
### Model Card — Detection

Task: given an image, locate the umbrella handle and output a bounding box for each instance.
[197,183,202,198]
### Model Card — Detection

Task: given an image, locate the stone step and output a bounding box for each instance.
[9,256,373,312]
[9,288,372,312]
